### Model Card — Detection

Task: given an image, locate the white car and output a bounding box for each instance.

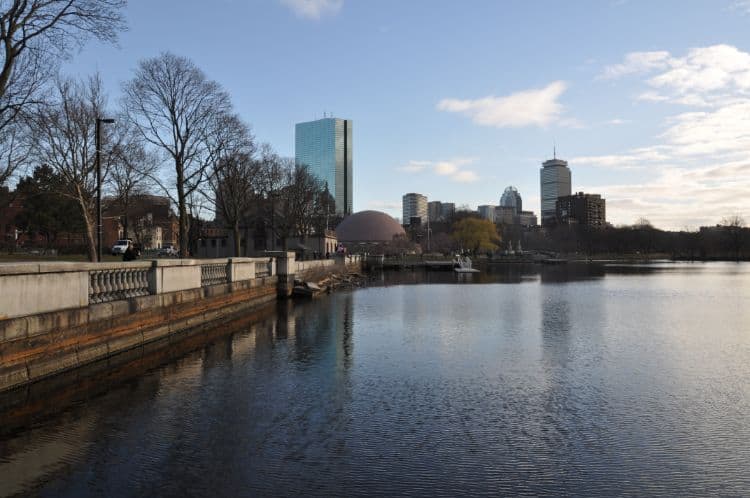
[158,245,178,257]
[111,239,132,255]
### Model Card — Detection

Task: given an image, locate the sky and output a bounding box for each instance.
[63,0,750,230]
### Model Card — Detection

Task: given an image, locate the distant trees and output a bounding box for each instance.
[123,52,232,257]
[451,218,501,255]
[14,164,82,249]
[721,215,747,261]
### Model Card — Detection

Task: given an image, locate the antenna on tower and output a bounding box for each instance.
[553,141,557,159]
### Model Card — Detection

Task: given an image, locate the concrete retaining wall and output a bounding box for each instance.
[0,275,278,392]
[0,253,363,393]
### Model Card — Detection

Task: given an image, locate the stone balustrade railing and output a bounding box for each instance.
[90,264,152,303]
[0,257,277,320]
[255,259,272,277]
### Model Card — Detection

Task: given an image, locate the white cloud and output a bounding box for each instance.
[607,118,629,125]
[279,0,342,19]
[605,44,750,106]
[437,81,569,128]
[397,160,430,173]
[660,101,750,157]
[601,51,671,79]
[586,158,750,228]
[452,171,479,183]
[580,48,750,227]
[397,157,479,183]
[730,0,750,14]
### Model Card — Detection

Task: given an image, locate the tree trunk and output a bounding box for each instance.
[123,193,129,239]
[80,205,98,262]
[176,162,189,258]
[233,221,241,257]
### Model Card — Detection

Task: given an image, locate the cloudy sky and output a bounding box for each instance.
[66,0,750,229]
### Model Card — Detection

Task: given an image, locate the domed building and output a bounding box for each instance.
[336,210,405,243]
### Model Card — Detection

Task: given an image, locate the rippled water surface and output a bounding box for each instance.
[2,262,750,496]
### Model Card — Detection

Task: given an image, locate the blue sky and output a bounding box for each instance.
[65,0,750,229]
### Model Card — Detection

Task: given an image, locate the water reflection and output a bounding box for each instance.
[1,263,750,496]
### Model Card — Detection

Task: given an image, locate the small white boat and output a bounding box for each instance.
[453,256,480,273]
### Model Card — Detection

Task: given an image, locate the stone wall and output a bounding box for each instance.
[0,253,362,393]
[0,257,276,392]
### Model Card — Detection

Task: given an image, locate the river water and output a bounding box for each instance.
[1,262,750,496]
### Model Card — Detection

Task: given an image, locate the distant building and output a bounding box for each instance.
[441,203,455,221]
[494,206,515,225]
[540,157,571,226]
[500,186,523,214]
[428,201,442,222]
[103,194,178,249]
[516,211,538,227]
[556,192,606,228]
[295,117,353,215]
[402,193,427,226]
[477,205,496,223]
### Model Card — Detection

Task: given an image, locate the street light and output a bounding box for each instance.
[96,117,115,262]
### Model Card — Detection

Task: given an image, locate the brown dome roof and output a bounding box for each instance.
[335,210,405,242]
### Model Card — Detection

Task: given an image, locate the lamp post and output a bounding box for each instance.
[96,117,115,262]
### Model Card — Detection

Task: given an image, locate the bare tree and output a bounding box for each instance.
[287,164,323,252]
[30,74,108,261]
[205,116,258,256]
[0,1,126,132]
[107,123,158,240]
[0,118,30,197]
[721,214,747,261]
[123,52,232,257]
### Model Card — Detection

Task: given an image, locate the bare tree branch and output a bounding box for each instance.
[123,52,232,257]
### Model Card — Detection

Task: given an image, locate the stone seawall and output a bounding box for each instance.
[0,253,363,393]
[0,276,278,393]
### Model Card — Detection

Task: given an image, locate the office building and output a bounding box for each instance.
[500,186,523,214]
[402,193,428,226]
[516,211,538,227]
[478,205,496,223]
[556,192,606,228]
[494,206,516,225]
[440,203,455,221]
[295,117,353,215]
[428,201,442,222]
[540,157,572,226]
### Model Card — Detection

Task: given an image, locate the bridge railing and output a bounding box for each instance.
[0,257,278,319]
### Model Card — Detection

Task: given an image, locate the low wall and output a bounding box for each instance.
[0,257,276,392]
[0,253,361,393]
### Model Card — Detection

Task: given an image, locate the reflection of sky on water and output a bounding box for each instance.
[1,262,750,496]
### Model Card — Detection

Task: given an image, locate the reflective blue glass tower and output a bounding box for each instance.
[295,117,353,215]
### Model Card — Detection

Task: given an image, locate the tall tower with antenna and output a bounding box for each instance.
[539,150,571,227]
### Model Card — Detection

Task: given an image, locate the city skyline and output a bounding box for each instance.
[60,0,750,229]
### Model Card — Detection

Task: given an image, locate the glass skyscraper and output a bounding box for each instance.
[295,117,353,215]
[540,158,571,226]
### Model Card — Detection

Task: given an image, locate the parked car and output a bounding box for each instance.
[111,239,133,255]
[158,244,178,257]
